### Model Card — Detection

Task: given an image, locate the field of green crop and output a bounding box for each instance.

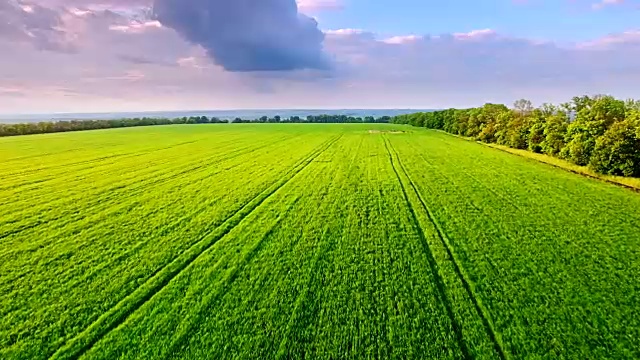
[1,124,639,359]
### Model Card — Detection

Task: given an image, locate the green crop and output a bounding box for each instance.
[1,124,639,359]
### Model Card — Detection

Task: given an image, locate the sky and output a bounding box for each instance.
[0,0,639,114]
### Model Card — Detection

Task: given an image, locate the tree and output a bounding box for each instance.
[562,95,625,165]
[562,132,593,166]
[589,119,640,176]
[465,108,483,138]
[541,111,569,156]
[570,95,594,113]
[505,114,530,149]
[513,99,533,116]
[527,109,547,153]
[625,99,640,111]
[475,104,509,143]
[454,109,470,136]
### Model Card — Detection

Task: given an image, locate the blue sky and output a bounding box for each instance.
[0,0,639,113]
[320,0,638,42]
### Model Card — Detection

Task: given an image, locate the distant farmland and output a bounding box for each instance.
[1,124,639,359]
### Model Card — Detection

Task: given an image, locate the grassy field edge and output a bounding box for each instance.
[433,130,640,192]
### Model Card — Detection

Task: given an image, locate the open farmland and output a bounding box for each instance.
[1,124,639,359]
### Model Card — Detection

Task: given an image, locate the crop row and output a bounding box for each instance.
[3,124,639,359]
[387,130,640,359]
[65,131,468,359]
[0,126,339,359]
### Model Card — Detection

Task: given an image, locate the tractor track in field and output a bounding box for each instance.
[405,140,526,214]
[164,196,302,358]
[382,137,472,360]
[274,137,364,359]
[0,134,304,241]
[0,139,202,180]
[48,135,342,360]
[384,136,508,360]
[1,134,293,213]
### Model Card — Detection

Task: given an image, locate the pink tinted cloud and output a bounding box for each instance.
[453,29,497,40]
[323,27,640,105]
[109,20,162,33]
[27,0,152,9]
[297,0,343,12]
[381,35,424,44]
[577,30,640,47]
[30,0,342,12]
[592,0,624,10]
[3,2,640,112]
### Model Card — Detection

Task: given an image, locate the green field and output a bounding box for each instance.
[1,124,639,359]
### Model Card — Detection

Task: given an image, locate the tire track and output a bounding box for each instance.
[1,134,291,214]
[274,223,332,360]
[0,134,302,240]
[384,137,507,360]
[382,137,471,359]
[406,140,525,213]
[164,196,301,359]
[48,135,341,360]
[406,138,584,296]
[0,139,201,181]
[274,137,363,359]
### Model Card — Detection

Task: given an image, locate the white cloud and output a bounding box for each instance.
[109,20,162,33]
[322,28,640,106]
[297,0,343,12]
[325,28,368,36]
[20,5,34,13]
[453,29,497,40]
[382,35,424,44]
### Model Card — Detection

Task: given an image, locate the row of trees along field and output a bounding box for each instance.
[0,114,391,137]
[392,95,640,178]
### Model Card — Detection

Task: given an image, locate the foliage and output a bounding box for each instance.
[0,116,227,137]
[0,115,391,137]
[590,119,640,177]
[391,95,640,178]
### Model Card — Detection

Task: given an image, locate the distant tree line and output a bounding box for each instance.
[391,95,640,178]
[231,115,391,124]
[0,116,227,137]
[0,114,391,137]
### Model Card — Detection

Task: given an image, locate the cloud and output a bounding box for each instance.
[0,0,76,51]
[382,35,424,44]
[325,28,370,37]
[577,30,640,48]
[453,28,497,40]
[2,0,640,112]
[27,0,153,10]
[297,0,343,12]
[118,54,177,67]
[153,0,330,72]
[0,85,26,97]
[109,20,162,33]
[321,28,640,106]
[592,0,624,10]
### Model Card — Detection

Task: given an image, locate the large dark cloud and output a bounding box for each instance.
[153,0,329,72]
